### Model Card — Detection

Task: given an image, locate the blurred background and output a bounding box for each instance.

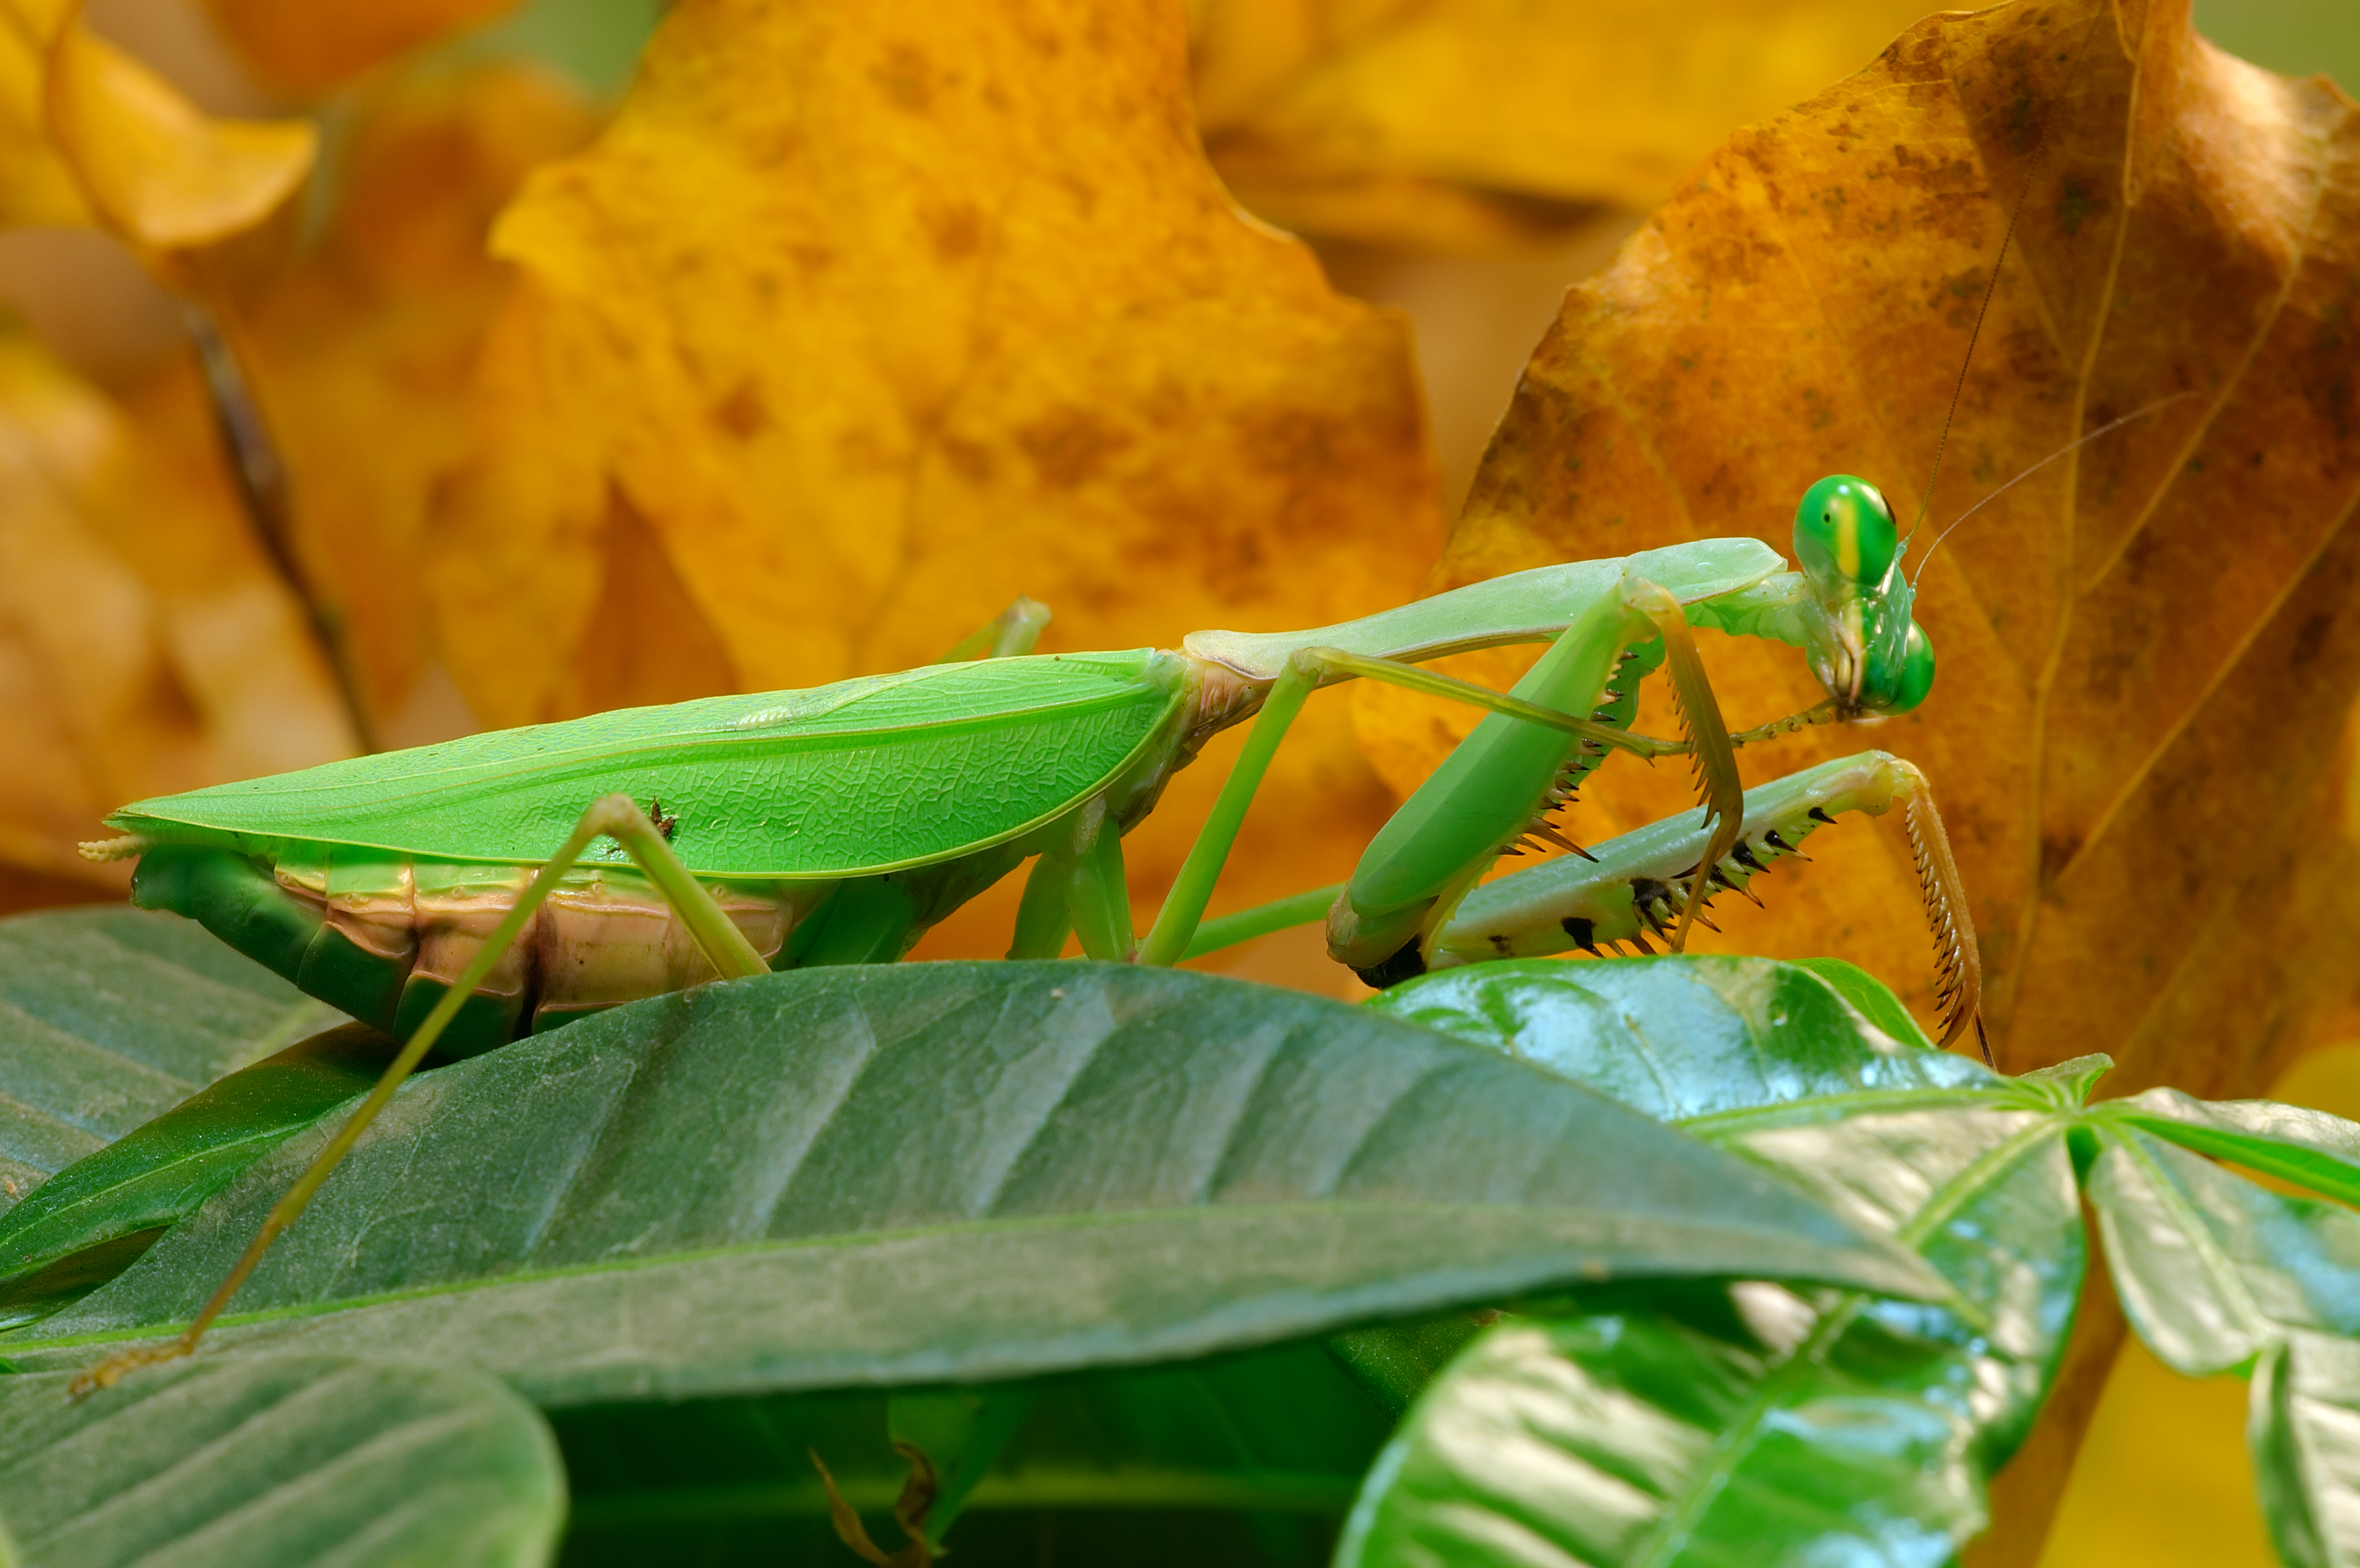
[0,1,2353,1561]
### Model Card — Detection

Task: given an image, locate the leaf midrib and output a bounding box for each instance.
[3,1199,1799,1354]
[1623,1111,2067,1567]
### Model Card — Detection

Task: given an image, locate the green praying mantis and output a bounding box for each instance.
[69,463,1983,1390]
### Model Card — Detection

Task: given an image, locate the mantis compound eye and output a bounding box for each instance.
[1861,621,1936,714]
[1794,475,1898,597]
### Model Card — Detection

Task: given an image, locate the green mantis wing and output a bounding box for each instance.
[106,651,1192,878]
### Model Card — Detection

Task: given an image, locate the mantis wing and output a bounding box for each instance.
[106,651,1192,878]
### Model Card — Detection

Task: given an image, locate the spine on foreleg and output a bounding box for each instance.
[1431,752,1910,965]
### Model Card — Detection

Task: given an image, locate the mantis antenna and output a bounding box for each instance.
[1903,6,2111,550]
[1909,392,2204,585]
[1903,164,2036,548]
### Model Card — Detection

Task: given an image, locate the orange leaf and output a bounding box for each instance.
[1193,0,1937,249]
[0,326,353,891]
[431,0,1441,965]
[123,64,601,729]
[45,29,311,249]
[200,0,524,96]
[0,16,87,229]
[1356,0,2360,1087]
[0,0,313,250]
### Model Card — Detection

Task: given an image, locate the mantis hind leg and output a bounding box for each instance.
[938,595,1052,662]
[1006,798,1133,962]
[70,797,769,1394]
[1432,750,1985,1058]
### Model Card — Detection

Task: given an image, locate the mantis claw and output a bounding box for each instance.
[69,1336,197,1399]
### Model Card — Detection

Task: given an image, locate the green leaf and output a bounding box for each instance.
[2087,1129,2360,1378]
[0,1353,563,1567]
[0,1025,396,1330]
[1369,955,1989,1122]
[1341,956,2082,1566]
[1326,1307,1498,1415]
[888,1384,1040,1543]
[2106,1088,2360,1208]
[2250,1330,2360,1568]
[0,909,345,1211]
[558,1338,1385,1564]
[1340,1110,2082,1565]
[2,963,1936,1402]
[1789,956,1935,1049]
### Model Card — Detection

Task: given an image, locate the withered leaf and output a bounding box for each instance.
[1192,0,1937,249]
[0,1,313,251]
[0,326,351,900]
[124,64,600,729]
[1358,0,2360,1091]
[432,0,1441,961]
[199,0,523,96]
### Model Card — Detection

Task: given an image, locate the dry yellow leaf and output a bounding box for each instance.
[432,0,1440,958]
[1192,0,1938,249]
[0,14,87,229]
[200,0,523,95]
[45,26,311,250]
[1359,0,2360,1097]
[0,324,352,900]
[123,64,598,726]
[0,0,312,250]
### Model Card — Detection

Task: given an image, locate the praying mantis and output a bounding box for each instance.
[65,464,1983,1390]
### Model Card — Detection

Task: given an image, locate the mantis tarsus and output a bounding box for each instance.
[69,465,1979,1389]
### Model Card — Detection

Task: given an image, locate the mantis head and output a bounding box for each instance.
[1791,475,1935,717]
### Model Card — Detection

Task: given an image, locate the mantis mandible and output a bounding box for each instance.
[70,470,1976,1390]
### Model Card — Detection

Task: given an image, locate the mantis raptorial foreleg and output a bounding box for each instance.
[1623,580,1743,949]
[1427,750,1984,1055]
[71,793,768,1394]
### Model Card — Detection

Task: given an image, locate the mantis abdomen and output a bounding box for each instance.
[131,842,837,1054]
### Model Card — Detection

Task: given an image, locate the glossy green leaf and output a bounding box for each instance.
[1343,957,2083,1566]
[1789,956,1936,1050]
[1370,955,1988,1121]
[2105,1087,2360,1209]
[2087,1129,2360,1378]
[0,1354,563,1567]
[558,1338,1385,1564]
[2250,1330,2360,1568]
[1,963,1935,1402]
[0,909,346,1209]
[0,1024,395,1330]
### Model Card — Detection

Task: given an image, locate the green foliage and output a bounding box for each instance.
[0,908,345,1210]
[2,951,1925,1400]
[0,1354,563,1567]
[4,911,2359,1565]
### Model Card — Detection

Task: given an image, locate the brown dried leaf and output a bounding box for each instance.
[126,64,600,726]
[200,0,523,96]
[431,0,1440,961]
[1358,0,2360,1092]
[0,2,314,251]
[0,325,351,893]
[1192,0,1937,249]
